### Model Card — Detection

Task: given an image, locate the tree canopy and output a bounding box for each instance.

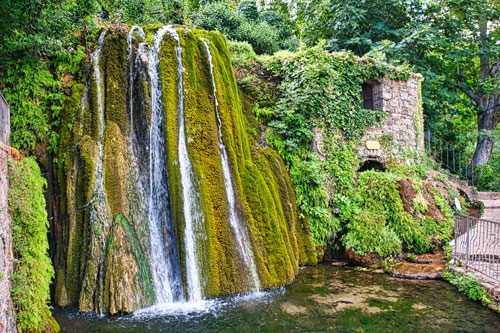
[0,0,498,188]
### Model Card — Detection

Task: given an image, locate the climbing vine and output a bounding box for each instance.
[230,41,458,259]
[260,44,412,246]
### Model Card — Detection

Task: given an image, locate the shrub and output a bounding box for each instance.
[353,171,433,254]
[444,271,492,306]
[475,152,500,191]
[238,0,259,20]
[341,210,402,257]
[227,40,257,68]
[192,2,281,54]
[192,2,243,35]
[2,59,63,155]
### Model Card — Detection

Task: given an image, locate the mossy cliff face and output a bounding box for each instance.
[55,29,154,314]
[55,26,316,314]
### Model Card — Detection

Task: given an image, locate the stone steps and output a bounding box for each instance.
[477,192,500,222]
[478,192,500,200]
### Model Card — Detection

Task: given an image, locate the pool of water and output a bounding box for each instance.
[54,264,500,332]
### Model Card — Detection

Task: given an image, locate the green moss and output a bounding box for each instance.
[56,26,316,310]
[158,32,187,289]
[8,157,58,332]
[102,30,129,135]
[180,28,245,296]
[116,213,155,303]
[103,122,127,214]
[55,80,86,306]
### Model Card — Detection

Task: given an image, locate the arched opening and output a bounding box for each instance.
[359,159,385,172]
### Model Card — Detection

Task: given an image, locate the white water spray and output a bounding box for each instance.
[167,26,204,302]
[146,26,185,303]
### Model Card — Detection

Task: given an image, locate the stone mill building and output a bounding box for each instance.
[358,73,424,168]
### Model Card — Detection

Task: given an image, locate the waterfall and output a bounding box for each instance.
[202,40,260,291]
[167,26,204,302]
[145,26,185,303]
[127,26,145,132]
[87,30,109,313]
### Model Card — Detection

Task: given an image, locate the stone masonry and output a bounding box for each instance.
[359,74,424,164]
[0,92,15,333]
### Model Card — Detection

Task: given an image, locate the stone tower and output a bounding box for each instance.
[359,73,424,166]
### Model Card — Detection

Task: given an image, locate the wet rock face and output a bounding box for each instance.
[54,26,316,314]
[398,179,416,213]
[345,248,380,265]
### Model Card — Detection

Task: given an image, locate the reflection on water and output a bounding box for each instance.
[54,265,500,332]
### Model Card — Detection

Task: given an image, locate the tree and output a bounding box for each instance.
[295,0,413,55]
[295,0,499,167]
[408,0,499,167]
[448,0,499,167]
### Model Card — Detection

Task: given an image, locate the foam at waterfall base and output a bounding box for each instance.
[129,289,283,321]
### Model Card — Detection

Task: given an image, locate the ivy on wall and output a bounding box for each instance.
[259,45,412,246]
[8,157,58,332]
[231,42,456,259]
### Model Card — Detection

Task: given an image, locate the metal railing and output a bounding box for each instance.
[453,215,500,281]
[425,130,475,185]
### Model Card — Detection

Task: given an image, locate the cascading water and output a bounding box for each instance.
[145,26,185,303]
[127,26,145,132]
[58,25,316,315]
[87,31,109,313]
[202,40,260,291]
[167,26,204,302]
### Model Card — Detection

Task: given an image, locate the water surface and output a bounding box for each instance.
[54,264,500,332]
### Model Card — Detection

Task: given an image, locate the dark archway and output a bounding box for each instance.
[358,159,385,172]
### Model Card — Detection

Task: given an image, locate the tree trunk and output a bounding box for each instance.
[472,103,498,167]
[470,21,498,168]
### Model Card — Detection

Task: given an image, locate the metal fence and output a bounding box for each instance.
[425,130,475,185]
[453,215,500,281]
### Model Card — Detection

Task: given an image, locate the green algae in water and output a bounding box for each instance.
[53,265,500,332]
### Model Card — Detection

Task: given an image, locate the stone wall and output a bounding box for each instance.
[359,74,424,164]
[0,92,15,332]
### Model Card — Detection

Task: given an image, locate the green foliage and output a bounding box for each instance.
[433,189,455,220]
[341,210,402,257]
[261,46,410,245]
[121,0,186,23]
[1,60,62,154]
[475,148,500,191]
[227,40,257,67]
[296,0,412,55]
[412,193,428,215]
[192,1,297,54]
[444,271,493,306]
[251,103,274,122]
[344,171,435,256]
[8,158,58,332]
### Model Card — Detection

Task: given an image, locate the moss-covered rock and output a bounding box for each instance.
[55,25,316,314]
